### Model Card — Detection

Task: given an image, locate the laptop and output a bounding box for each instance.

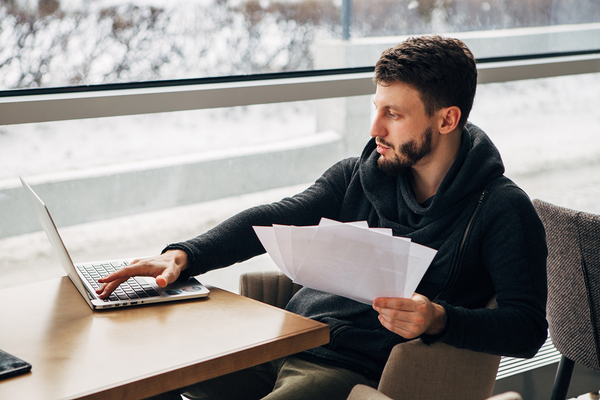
[20,177,209,310]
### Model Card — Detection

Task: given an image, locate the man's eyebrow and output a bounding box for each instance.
[372,99,391,108]
[373,101,402,111]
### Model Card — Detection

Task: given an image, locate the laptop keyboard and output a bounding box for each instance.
[77,261,160,302]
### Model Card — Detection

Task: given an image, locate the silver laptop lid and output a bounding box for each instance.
[20,177,95,308]
[20,177,210,310]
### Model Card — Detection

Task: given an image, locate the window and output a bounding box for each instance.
[1,0,600,291]
[1,0,599,90]
[471,71,600,214]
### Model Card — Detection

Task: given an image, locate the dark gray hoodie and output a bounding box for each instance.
[167,123,548,379]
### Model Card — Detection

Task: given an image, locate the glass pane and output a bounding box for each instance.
[470,71,600,214]
[1,0,599,90]
[0,99,329,290]
[0,102,317,179]
[353,0,600,37]
[2,73,599,291]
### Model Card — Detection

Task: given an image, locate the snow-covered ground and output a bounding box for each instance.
[3,73,599,183]
[0,103,315,180]
[1,72,599,291]
[471,72,600,213]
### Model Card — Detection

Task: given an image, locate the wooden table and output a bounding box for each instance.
[0,276,329,399]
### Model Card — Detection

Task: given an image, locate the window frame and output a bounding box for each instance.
[1,51,599,126]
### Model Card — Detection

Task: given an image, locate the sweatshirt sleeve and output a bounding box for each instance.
[163,157,357,277]
[432,185,548,358]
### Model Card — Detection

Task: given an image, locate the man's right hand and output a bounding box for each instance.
[96,249,189,299]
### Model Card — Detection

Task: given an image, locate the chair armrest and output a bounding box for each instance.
[487,392,523,400]
[347,385,521,400]
[239,271,302,308]
[378,339,501,400]
[347,385,393,400]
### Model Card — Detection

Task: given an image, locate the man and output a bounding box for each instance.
[97,35,548,400]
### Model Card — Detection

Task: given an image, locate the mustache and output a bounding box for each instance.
[375,138,394,150]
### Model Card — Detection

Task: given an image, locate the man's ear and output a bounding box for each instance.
[438,106,461,134]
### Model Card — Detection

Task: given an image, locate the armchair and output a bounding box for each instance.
[346,385,523,400]
[239,270,501,400]
[533,199,600,400]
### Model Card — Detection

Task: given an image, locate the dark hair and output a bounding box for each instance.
[374,35,477,129]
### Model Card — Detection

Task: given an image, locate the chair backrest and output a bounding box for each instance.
[533,199,600,372]
[239,270,302,308]
[378,339,500,400]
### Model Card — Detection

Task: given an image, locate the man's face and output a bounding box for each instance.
[370,82,435,176]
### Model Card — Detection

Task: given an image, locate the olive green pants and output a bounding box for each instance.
[146,356,376,400]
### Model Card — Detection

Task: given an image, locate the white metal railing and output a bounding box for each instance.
[1,52,599,126]
[0,72,375,126]
[496,335,562,380]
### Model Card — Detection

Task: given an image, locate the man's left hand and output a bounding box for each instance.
[373,293,447,339]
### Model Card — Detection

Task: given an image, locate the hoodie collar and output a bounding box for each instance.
[359,122,505,222]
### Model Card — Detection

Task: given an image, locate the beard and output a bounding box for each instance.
[377,125,434,177]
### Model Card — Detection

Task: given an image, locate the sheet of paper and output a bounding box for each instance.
[253,219,437,305]
[295,221,413,304]
[252,226,293,280]
[290,225,318,275]
[404,242,438,295]
[319,218,369,229]
[294,223,381,303]
[272,224,293,275]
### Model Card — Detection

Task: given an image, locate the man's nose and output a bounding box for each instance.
[370,114,385,138]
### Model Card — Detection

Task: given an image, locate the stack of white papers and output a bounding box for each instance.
[253,218,437,305]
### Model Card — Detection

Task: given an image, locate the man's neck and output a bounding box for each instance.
[411,130,462,203]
